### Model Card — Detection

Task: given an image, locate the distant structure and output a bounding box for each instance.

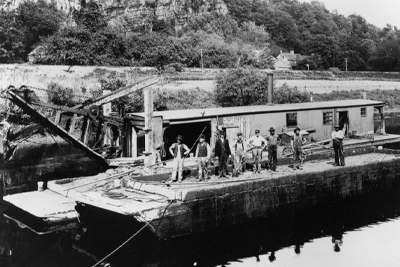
[28,46,46,64]
[275,50,309,70]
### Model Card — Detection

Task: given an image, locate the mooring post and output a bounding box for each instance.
[144,88,154,165]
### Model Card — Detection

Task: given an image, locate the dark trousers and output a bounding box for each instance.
[268,145,278,171]
[219,153,228,176]
[333,140,345,165]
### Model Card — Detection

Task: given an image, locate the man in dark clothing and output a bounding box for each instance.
[291,127,306,170]
[267,127,281,171]
[215,131,231,178]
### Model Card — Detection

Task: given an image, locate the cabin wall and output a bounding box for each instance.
[346,106,374,134]
[170,105,377,152]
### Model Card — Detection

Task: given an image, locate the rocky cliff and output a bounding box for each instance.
[1,0,228,25]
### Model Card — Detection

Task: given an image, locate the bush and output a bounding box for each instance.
[214,68,269,107]
[47,82,77,106]
[274,83,311,104]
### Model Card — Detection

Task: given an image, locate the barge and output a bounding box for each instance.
[4,145,400,239]
[3,74,400,239]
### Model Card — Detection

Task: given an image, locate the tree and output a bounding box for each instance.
[0,10,25,63]
[73,1,107,32]
[215,68,270,107]
[215,68,311,107]
[17,0,64,55]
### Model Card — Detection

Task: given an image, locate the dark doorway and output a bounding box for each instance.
[338,111,349,135]
[163,121,211,160]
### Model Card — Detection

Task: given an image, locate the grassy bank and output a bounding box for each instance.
[1,65,400,113]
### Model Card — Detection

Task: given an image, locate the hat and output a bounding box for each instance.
[237,132,243,136]
[176,135,183,141]
[269,127,275,132]
[294,127,301,132]
[199,134,205,139]
[334,124,340,128]
[255,129,260,133]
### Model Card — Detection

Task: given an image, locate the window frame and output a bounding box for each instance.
[286,112,298,127]
[323,111,333,125]
[361,107,367,117]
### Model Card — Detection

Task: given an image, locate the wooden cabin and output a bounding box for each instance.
[127,99,385,159]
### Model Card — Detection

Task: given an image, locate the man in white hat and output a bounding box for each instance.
[332,124,345,166]
[248,129,267,173]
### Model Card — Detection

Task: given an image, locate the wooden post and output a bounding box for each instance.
[380,107,386,134]
[68,114,78,134]
[144,88,154,165]
[103,90,112,146]
[80,116,91,145]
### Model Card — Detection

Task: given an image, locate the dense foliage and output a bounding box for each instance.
[0,0,63,63]
[215,68,310,106]
[1,0,400,71]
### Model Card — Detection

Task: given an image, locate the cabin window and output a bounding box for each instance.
[361,107,367,117]
[286,113,297,127]
[323,112,333,125]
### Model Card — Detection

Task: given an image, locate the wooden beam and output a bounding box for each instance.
[74,77,159,109]
[8,91,109,168]
[32,101,88,116]
[68,114,78,134]
[54,111,62,125]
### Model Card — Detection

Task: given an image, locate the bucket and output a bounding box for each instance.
[37,181,44,191]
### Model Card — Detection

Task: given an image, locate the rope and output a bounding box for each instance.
[25,85,92,99]
[91,212,159,267]
[182,125,208,160]
[47,131,81,164]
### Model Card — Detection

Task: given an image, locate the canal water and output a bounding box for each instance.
[1,111,400,267]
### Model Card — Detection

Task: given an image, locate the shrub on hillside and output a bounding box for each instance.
[47,82,77,106]
[38,27,131,66]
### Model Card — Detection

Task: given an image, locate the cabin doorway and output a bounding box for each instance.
[338,111,349,135]
[163,121,211,160]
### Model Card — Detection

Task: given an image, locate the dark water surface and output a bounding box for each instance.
[1,111,400,267]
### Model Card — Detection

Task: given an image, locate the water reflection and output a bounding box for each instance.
[2,186,400,267]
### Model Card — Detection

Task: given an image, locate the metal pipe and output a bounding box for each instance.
[267,73,273,105]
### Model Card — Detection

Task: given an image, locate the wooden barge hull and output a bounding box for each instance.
[68,149,400,239]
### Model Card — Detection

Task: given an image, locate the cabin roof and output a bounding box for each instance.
[129,99,384,122]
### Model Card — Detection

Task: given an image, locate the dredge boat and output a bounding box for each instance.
[3,73,400,239]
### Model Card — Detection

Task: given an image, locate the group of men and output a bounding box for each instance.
[168,125,345,182]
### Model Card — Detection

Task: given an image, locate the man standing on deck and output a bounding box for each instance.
[215,131,231,178]
[332,124,345,166]
[234,132,246,175]
[267,127,281,171]
[248,129,267,174]
[195,134,211,181]
[291,127,306,170]
[169,135,190,183]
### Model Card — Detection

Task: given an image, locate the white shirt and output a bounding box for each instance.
[332,130,345,140]
[248,135,267,147]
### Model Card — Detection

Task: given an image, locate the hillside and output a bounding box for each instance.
[1,0,400,72]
